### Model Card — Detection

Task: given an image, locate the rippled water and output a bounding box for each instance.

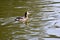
[0,0,60,40]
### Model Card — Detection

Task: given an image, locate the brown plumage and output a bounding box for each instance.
[15,11,30,23]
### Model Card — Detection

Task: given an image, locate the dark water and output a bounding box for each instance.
[0,0,60,40]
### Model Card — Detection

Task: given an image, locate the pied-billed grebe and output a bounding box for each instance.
[15,11,30,23]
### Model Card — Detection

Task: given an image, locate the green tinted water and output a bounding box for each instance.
[0,0,60,40]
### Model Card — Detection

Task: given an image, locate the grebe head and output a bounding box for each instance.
[25,11,30,17]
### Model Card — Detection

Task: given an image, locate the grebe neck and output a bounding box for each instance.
[25,12,28,18]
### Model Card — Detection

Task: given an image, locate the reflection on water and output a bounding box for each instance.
[0,0,60,40]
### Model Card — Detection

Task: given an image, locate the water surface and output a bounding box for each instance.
[0,0,60,40]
